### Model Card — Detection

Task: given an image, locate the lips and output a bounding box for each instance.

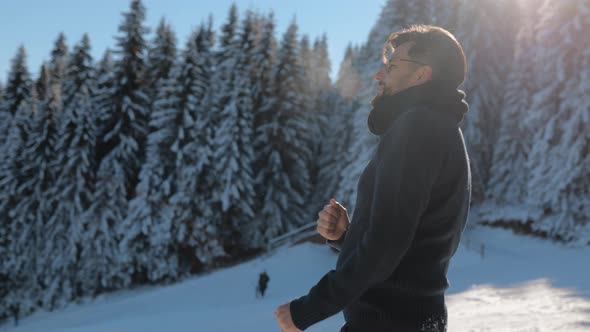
[377,84,384,95]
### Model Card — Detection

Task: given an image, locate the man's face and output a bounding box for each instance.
[373,41,426,98]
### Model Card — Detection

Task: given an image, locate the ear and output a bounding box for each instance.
[415,65,433,84]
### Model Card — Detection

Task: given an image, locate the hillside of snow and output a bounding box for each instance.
[2,226,589,332]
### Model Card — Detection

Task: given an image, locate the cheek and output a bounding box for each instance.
[384,75,400,88]
[393,71,413,86]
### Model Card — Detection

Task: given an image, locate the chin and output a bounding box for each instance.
[370,94,383,108]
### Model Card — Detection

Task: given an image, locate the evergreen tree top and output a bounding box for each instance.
[152,18,177,55]
[313,34,331,90]
[114,0,150,87]
[278,20,301,68]
[36,63,50,100]
[49,32,69,83]
[9,46,30,80]
[69,34,93,73]
[116,0,150,47]
[63,34,95,107]
[147,17,177,85]
[194,16,215,53]
[51,32,69,61]
[259,12,277,48]
[76,34,92,54]
[4,46,33,115]
[220,3,239,49]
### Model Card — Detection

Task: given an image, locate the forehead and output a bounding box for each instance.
[383,41,415,63]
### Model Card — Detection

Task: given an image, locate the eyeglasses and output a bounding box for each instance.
[385,58,429,73]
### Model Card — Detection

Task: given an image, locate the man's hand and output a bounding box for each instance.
[317,198,349,241]
[274,301,301,332]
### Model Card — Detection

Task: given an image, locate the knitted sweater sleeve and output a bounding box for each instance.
[289,111,446,330]
[326,230,347,251]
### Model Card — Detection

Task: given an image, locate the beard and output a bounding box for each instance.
[371,83,388,108]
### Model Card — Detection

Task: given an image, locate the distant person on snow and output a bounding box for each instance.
[257,271,270,298]
[274,25,472,332]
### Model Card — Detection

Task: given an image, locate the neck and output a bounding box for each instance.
[367,81,467,135]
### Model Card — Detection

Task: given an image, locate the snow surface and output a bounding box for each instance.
[2,227,589,332]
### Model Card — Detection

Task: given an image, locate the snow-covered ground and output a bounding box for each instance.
[2,227,589,332]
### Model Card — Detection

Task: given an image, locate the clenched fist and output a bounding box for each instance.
[316,198,349,241]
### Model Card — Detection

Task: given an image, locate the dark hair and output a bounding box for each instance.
[382,25,467,88]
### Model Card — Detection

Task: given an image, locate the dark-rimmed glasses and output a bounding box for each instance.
[385,58,429,73]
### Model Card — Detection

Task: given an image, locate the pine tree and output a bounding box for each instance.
[308,35,336,216]
[3,39,67,310]
[81,51,127,293]
[486,5,538,211]
[433,0,461,30]
[94,48,115,166]
[146,18,177,105]
[89,0,151,288]
[1,47,33,196]
[273,20,311,228]
[1,46,33,122]
[85,49,129,290]
[35,63,50,102]
[314,92,355,211]
[49,32,69,87]
[11,80,64,309]
[47,85,97,301]
[336,44,361,100]
[454,0,520,203]
[47,34,97,299]
[79,53,130,295]
[86,150,132,290]
[171,19,226,269]
[63,34,94,110]
[525,0,590,242]
[211,6,258,254]
[0,100,38,318]
[297,34,320,216]
[0,79,5,147]
[251,13,277,132]
[43,33,69,141]
[313,35,332,91]
[122,23,180,282]
[298,35,314,114]
[247,12,285,247]
[101,0,150,200]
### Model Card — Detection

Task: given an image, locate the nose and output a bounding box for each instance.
[374,65,384,81]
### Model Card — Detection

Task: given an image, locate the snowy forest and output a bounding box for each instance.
[0,0,588,323]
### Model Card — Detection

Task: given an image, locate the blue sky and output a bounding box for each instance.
[0,0,384,83]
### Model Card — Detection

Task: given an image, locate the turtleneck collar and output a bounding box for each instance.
[367,81,469,135]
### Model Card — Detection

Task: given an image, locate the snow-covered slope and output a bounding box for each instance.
[3,227,589,332]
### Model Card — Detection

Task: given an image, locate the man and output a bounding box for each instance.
[274,25,471,332]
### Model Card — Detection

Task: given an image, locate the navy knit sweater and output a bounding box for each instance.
[289,82,472,330]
